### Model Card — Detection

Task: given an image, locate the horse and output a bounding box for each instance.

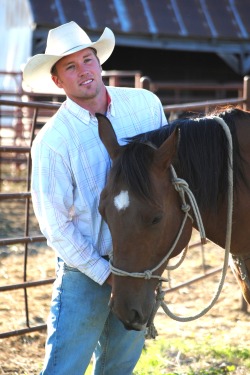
[96,107,250,331]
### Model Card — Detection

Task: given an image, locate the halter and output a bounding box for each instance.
[109,168,206,282]
[109,116,233,338]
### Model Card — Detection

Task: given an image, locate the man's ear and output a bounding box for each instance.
[52,75,63,88]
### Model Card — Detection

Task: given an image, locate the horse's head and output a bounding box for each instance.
[97,114,193,331]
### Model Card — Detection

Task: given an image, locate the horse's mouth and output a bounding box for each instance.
[109,295,154,331]
[109,302,148,331]
[123,321,147,331]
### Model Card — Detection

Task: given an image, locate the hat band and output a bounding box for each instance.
[46,44,90,56]
[63,44,86,54]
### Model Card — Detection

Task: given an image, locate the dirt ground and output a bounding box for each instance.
[0,228,249,374]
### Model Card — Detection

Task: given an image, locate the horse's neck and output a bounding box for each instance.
[192,207,227,250]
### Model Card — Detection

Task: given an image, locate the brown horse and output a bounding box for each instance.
[96,107,250,331]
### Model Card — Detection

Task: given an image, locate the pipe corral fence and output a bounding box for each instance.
[1,72,250,339]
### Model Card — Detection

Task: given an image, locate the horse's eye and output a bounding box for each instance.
[151,214,163,225]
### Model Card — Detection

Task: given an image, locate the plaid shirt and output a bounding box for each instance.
[31,86,167,284]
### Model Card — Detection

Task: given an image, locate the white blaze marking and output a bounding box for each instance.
[114,190,130,211]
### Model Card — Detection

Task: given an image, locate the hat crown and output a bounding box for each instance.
[45,21,92,55]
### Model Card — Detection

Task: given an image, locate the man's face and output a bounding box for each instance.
[52,48,104,103]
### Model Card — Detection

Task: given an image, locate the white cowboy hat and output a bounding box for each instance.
[23,21,115,89]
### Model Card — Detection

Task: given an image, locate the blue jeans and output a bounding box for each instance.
[40,259,145,375]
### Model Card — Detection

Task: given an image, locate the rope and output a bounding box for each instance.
[171,166,206,243]
[159,116,233,322]
[110,170,207,281]
[110,210,191,282]
[166,245,188,271]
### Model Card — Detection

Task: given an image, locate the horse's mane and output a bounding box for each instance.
[112,107,249,211]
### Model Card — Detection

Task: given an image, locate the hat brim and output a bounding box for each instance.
[23,27,115,91]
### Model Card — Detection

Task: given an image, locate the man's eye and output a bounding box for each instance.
[66,65,74,70]
[84,58,92,64]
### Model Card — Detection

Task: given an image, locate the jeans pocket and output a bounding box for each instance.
[63,263,79,272]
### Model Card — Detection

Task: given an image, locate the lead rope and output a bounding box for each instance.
[165,245,188,271]
[110,167,207,281]
[145,168,209,337]
[150,116,233,330]
[110,189,204,282]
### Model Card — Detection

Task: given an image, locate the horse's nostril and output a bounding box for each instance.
[122,309,147,331]
[130,309,143,324]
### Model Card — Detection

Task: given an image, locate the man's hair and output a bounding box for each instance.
[51,48,99,76]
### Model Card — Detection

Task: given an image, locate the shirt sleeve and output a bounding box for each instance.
[31,140,111,285]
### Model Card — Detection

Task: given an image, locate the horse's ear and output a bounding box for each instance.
[96,113,121,160]
[153,127,179,172]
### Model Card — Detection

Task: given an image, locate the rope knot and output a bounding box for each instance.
[181,203,190,213]
[144,270,152,279]
[156,290,166,302]
[173,177,189,192]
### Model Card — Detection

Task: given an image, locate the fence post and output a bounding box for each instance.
[243,76,250,110]
[140,76,151,91]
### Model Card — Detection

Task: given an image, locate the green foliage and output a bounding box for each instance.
[133,342,168,374]
[186,366,236,375]
[132,336,250,375]
[211,347,250,361]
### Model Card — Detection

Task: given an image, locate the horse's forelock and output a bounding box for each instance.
[111,142,155,201]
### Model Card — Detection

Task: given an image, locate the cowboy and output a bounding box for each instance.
[23,21,167,375]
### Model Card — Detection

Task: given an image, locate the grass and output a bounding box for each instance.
[133,336,250,375]
[84,335,250,375]
[4,333,250,375]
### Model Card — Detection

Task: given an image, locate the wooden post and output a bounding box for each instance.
[135,73,141,88]
[243,76,250,110]
[109,76,120,87]
[140,76,151,91]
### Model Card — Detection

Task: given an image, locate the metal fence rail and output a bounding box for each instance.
[0,75,249,339]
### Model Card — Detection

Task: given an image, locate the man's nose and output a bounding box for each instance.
[78,64,88,75]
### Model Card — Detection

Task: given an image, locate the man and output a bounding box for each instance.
[23,21,167,374]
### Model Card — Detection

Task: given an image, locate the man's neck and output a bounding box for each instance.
[68,87,109,116]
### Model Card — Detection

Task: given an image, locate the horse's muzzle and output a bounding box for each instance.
[109,297,148,331]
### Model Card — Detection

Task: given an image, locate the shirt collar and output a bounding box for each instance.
[106,87,115,117]
[65,87,115,123]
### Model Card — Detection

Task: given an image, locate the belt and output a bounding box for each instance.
[102,255,110,261]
